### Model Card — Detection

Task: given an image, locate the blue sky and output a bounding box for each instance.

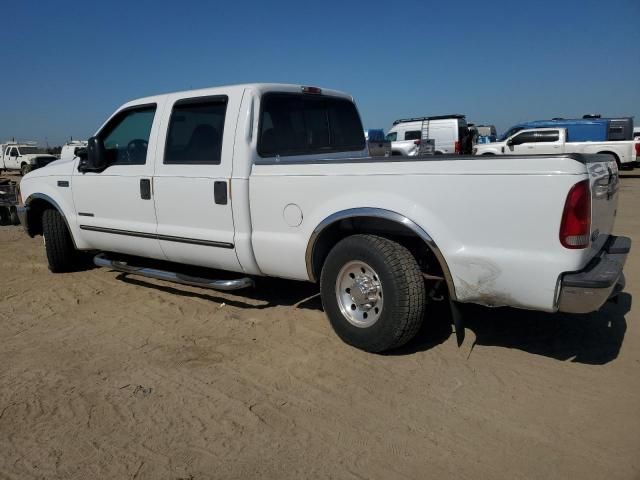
[1,0,639,145]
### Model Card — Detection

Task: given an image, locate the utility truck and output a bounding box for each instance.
[17,83,630,352]
[0,142,57,175]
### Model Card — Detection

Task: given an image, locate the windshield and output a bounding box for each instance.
[499,127,523,142]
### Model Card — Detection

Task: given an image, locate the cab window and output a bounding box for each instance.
[164,96,227,165]
[385,132,397,142]
[100,106,156,165]
[536,130,560,142]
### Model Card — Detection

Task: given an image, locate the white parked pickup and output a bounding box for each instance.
[474,127,638,168]
[1,142,57,175]
[17,83,630,352]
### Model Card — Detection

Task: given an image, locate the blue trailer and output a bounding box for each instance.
[500,118,610,142]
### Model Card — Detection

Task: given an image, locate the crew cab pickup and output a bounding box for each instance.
[474,127,637,168]
[17,83,630,352]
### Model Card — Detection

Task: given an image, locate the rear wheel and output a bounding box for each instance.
[320,234,426,352]
[9,207,19,225]
[42,209,76,272]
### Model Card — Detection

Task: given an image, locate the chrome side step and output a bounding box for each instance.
[93,253,254,291]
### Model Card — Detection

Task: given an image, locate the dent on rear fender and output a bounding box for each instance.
[453,259,516,307]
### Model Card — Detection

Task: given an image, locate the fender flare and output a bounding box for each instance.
[24,193,77,247]
[305,207,457,300]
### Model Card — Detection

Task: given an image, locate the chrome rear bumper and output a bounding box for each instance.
[558,236,630,314]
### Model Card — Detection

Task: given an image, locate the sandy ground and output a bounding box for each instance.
[1,174,639,480]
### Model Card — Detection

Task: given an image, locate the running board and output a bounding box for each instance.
[93,253,254,291]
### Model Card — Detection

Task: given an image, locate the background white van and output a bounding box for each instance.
[386,115,470,155]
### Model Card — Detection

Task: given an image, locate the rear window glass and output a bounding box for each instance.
[258,94,365,157]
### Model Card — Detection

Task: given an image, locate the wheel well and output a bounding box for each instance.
[309,215,451,295]
[482,152,496,155]
[25,198,56,236]
[597,151,621,167]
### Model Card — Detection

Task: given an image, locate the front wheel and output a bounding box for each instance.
[320,235,426,352]
[42,209,76,272]
[21,164,32,176]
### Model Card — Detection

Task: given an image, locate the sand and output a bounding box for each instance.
[0,174,638,479]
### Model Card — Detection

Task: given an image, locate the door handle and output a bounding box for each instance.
[140,178,151,200]
[213,181,228,205]
[214,181,228,205]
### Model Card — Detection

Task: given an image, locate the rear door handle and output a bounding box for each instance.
[214,180,228,205]
[140,178,151,200]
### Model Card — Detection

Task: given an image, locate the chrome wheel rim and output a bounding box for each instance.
[335,260,383,328]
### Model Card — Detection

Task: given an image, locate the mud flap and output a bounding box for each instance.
[449,299,464,346]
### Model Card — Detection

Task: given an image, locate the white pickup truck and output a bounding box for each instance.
[1,143,57,175]
[474,127,638,168]
[17,83,630,352]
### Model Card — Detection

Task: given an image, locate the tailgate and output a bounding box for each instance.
[587,155,619,261]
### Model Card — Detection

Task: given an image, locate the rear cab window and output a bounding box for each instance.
[258,93,365,157]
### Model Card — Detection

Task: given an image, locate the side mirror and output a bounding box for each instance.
[506,138,515,147]
[78,137,107,173]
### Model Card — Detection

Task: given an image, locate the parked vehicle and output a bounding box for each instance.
[474,127,637,168]
[0,142,57,175]
[501,117,634,143]
[633,127,640,139]
[59,140,88,163]
[17,83,630,352]
[0,178,20,225]
[364,129,391,157]
[476,125,497,139]
[386,115,470,155]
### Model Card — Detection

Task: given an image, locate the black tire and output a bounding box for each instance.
[320,234,426,352]
[482,152,496,155]
[21,164,32,176]
[42,208,76,272]
[9,207,20,226]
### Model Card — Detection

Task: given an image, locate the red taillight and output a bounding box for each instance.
[454,141,461,154]
[560,180,591,249]
[635,142,640,158]
[413,139,421,145]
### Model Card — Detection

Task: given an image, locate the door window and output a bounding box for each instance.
[9,147,18,157]
[511,131,536,145]
[385,132,397,142]
[164,97,228,164]
[100,106,156,165]
[404,130,421,141]
[536,130,560,142]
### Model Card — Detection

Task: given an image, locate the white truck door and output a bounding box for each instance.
[7,147,20,170]
[531,129,562,154]
[72,103,166,260]
[152,93,242,272]
[505,130,537,154]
